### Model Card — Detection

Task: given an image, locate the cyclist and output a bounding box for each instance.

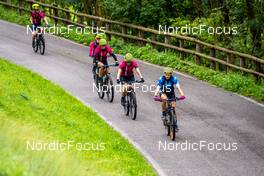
[89,33,102,57]
[90,33,103,74]
[116,53,144,106]
[154,68,185,123]
[30,3,49,47]
[93,39,119,81]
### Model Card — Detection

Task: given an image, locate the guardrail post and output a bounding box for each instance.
[18,0,22,15]
[53,3,58,26]
[253,61,261,82]
[179,39,185,59]
[227,53,234,72]
[138,30,144,45]
[239,57,245,75]
[195,43,201,65]
[164,36,171,52]
[122,26,127,42]
[210,48,216,70]
[78,15,84,25]
[65,8,70,25]
[151,34,156,48]
[106,23,111,41]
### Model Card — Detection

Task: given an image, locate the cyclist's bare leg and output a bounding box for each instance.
[32,31,36,43]
[98,62,104,78]
[161,93,167,112]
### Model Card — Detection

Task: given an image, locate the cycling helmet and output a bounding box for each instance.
[32,4,39,10]
[164,67,173,74]
[124,53,133,63]
[95,33,103,39]
[99,39,107,46]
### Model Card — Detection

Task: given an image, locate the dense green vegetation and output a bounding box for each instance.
[39,0,264,58]
[0,58,157,175]
[0,4,263,101]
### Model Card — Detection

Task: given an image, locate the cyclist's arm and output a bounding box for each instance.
[135,67,143,79]
[176,85,184,96]
[154,86,160,96]
[43,17,49,26]
[30,16,33,24]
[117,68,122,80]
[110,53,118,62]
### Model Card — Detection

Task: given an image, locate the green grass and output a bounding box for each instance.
[0,5,263,101]
[0,58,157,176]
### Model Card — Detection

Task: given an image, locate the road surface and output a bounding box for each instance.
[1,20,264,176]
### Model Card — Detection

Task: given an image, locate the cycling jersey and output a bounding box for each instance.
[31,11,45,26]
[89,41,99,57]
[157,75,179,94]
[93,45,113,62]
[119,60,138,77]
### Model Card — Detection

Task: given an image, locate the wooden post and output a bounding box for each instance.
[210,48,216,70]
[65,8,70,25]
[78,15,84,25]
[122,26,127,42]
[240,57,245,74]
[179,39,185,59]
[227,53,234,72]
[18,0,22,15]
[105,23,111,41]
[195,43,201,65]
[164,36,171,52]
[253,61,261,82]
[53,3,58,26]
[29,1,33,11]
[151,33,156,48]
[138,30,144,45]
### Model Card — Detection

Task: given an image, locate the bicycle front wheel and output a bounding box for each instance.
[123,95,129,116]
[170,113,176,140]
[106,76,114,102]
[129,92,137,120]
[33,38,38,53]
[39,37,45,55]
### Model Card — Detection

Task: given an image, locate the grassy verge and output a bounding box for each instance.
[0,5,263,102]
[0,58,156,176]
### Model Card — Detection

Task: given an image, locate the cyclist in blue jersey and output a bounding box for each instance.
[154,68,185,120]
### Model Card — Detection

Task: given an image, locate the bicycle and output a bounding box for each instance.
[154,96,185,140]
[93,64,117,102]
[32,26,46,55]
[120,80,143,120]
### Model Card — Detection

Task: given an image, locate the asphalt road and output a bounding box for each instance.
[1,20,264,176]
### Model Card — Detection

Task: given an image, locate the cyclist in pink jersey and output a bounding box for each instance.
[116,53,144,105]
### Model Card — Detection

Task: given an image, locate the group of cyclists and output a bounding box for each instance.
[89,33,185,130]
[30,3,186,131]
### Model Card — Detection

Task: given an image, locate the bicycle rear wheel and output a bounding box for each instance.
[129,92,137,120]
[106,76,114,102]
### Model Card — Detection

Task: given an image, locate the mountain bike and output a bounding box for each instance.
[154,96,185,140]
[32,26,46,55]
[121,80,143,120]
[93,64,116,102]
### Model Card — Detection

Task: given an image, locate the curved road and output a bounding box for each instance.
[1,20,264,176]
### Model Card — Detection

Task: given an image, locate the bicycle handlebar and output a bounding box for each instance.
[154,96,185,102]
[120,80,144,84]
